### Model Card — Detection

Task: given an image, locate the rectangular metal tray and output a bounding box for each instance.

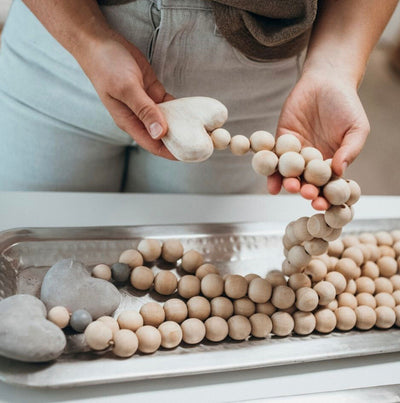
[1,219,400,389]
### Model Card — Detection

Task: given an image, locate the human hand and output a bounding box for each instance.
[268,68,370,210]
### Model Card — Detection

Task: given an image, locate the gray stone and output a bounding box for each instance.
[0,294,66,362]
[40,259,121,319]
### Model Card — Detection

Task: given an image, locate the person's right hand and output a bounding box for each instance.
[77,30,175,159]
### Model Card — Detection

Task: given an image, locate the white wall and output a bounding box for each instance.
[381,2,400,45]
[0,0,12,28]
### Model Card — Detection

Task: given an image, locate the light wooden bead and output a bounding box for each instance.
[271,311,294,336]
[335,258,361,280]
[303,159,332,186]
[325,271,347,295]
[368,245,381,262]
[355,277,375,294]
[335,306,356,331]
[181,318,205,344]
[393,241,400,257]
[224,275,248,299]
[196,263,219,280]
[362,262,380,279]
[327,239,344,258]
[227,315,251,341]
[346,179,361,206]
[337,293,358,309]
[293,311,316,335]
[249,313,272,338]
[181,250,204,274]
[97,316,120,337]
[394,305,400,327]
[271,285,295,309]
[391,230,400,242]
[300,147,323,164]
[307,214,333,238]
[326,299,339,311]
[84,321,113,350]
[205,316,229,342]
[119,249,143,268]
[304,238,329,256]
[314,253,331,267]
[323,179,351,206]
[154,271,177,295]
[285,221,299,243]
[245,273,261,283]
[304,259,327,282]
[375,277,394,294]
[92,264,112,281]
[178,275,201,299]
[393,290,400,305]
[230,135,250,156]
[47,306,70,329]
[345,279,357,294]
[282,259,301,276]
[275,134,301,156]
[117,310,143,332]
[288,273,312,291]
[375,292,396,308]
[211,128,231,150]
[287,245,311,269]
[323,228,343,242]
[130,266,154,290]
[342,246,364,266]
[187,296,211,321]
[315,309,336,333]
[377,256,398,278]
[161,239,184,262]
[250,130,275,152]
[328,257,339,272]
[359,232,378,245]
[355,306,376,330]
[292,217,314,242]
[375,306,396,329]
[325,205,353,229]
[137,239,162,262]
[136,326,161,353]
[252,150,279,177]
[282,235,296,250]
[158,321,183,348]
[201,274,224,298]
[281,305,297,315]
[356,293,376,308]
[256,302,276,316]
[163,298,188,323]
[313,281,336,305]
[375,231,394,246]
[379,245,396,258]
[295,287,319,312]
[357,244,371,264]
[211,297,234,319]
[233,298,256,317]
[265,270,287,287]
[390,275,400,290]
[278,151,305,177]
[248,278,272,303]
[140,302,165,327]
[112,329,138,358]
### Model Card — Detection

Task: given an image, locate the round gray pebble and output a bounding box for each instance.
[70,309,93,333]
[111,263,131,282]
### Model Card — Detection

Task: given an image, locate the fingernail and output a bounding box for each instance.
[149,122,163,139]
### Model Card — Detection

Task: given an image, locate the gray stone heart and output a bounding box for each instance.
[40,259,120,319]
[0,294,66,362]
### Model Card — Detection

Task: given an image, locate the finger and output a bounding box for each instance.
[311,197,331,211]
[146,78,171,104]
[300,183,319,200]
[283,178,301,193]
[267,172,283,195]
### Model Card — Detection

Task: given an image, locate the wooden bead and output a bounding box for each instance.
[181,250,204,274]
[300,147,323,164]
[211,128,231,150]
[391,230,400,242]
[390,274,400,290]
[295,287,319,312]
[161,239,184,262]
[304,238,329,256]
[355,306,376,330]
[379,245,396,258]
[342,246,364,266]
[292,217,314,242]
[328,256,339,272]
[158,321,183,348]
[323,179,351,206]
[163,298,188,323]
[117,310,143,332]
[181,318,205,344]
[304,259,327,282]
[136,326,161,353]
[84,321,113,350]
[323,228,343,242]
[314,253,331,267]
[205,316,229,342]
[137,239,162,262]
[326,299,339,311]
[287,245,311,269]
[252,150,278,176]
[375,292,395,308]
[374,277,394,294]
[233,297,256,317]
[195,263,219,280]
[245,273,261,283]
[293,311,316,335]
[187,296,211,321]
[368,245,381,261]
[275,134,301,156]
[362,262,380,279]
[315,309,336,333]
[377,256,398,278]
[140,302,165,327]
[112,329,138,358]
[375,231,394,246]
[271,285,295,309]
[325,205,352,229]
[394,306,400,327]
[307,214,333,238]
[327,239,344,258]
[303,159,332,186]
[375,306,396,329]
[230,135,250,155]
[357,243,371,264]
[335,306,356,331]
[201,274,224,298]
[325,271,347,295]
[249,313,272,338]
[281,305,297,314]
[278,152,305,177]
[224,275,248,299]
[344,279,357,294]
[337,293,358,309]
[92,264,112,281]
[154,271,177,295]
[130,266,154,290]
[248,278,272,303]
[285,221,298,243]
[313,281,336,305]
[265,270,287,287]
[393,290,400,305]
[288,273,311,291]
[97,316,119,337]
[228,315,251,341]
[359,232,377,245]
[119,249,143,268]
[48,306,70,329]
[250,130,275,152]
[343,235,361,249]
[211,296,234,319]
[282,259,301,276]
[256,302,276,316]
[335,258,361,280]
[178,275,201,299]
[393,241,400,257]
[355,277,375,294]
[346,179,361,206]
[271,312,294,336]
[356,293,376,308]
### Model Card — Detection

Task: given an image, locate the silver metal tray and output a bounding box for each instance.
[1,219,400,389]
